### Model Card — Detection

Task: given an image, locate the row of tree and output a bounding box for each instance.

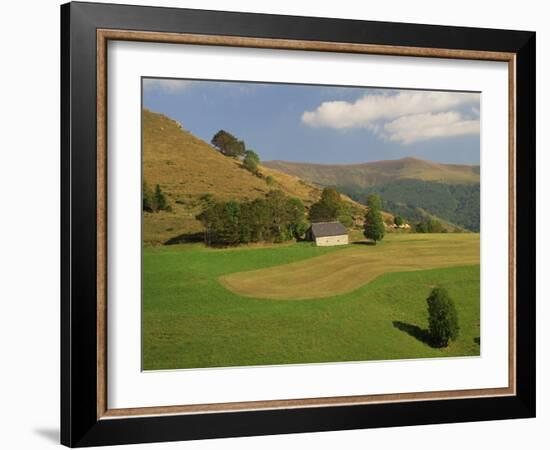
[196,190,308,246]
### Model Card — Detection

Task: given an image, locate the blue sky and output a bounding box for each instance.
[143,78,480,165]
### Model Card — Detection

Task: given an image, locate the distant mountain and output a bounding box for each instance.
[142,109,368,244]
[263,157,480,188]
[264,157,480,232]
[349,179,480,232]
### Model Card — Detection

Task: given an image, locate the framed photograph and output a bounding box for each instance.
[61,2,536,447]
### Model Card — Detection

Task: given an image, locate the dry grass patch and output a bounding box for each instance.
[220,233,479,300]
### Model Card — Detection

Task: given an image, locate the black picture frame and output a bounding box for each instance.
[61,1,536,447]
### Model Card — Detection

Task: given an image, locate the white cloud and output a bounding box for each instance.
[382,112,480,144]
[301,90,479,144]
[143,78,194,93]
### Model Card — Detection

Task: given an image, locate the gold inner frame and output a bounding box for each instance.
[96,29,517,420]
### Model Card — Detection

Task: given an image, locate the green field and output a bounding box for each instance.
[143,234,480,370]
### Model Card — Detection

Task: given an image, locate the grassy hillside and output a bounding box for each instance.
[142,109,367,244]
[143,234,480,370]
[264,157,480,188]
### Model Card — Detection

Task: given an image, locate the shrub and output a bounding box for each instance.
[415,219,444,233]
[243,150,260,174]
[426,287,459,347]
[200,193,214,204]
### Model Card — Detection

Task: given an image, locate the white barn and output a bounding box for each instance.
[308,222,349,246]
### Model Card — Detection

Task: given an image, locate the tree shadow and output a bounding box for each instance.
[164,232,204,245]
[392,321,436,347]
[474,337,480,345]
[352,240,377,246]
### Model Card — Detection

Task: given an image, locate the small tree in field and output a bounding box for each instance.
[363,194,385,244]
[427,287,459,347]
[394,215,404,227]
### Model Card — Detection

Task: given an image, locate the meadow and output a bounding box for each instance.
[142,233,480,370]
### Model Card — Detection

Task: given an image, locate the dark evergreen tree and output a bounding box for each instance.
[143,180,153,212]
[427,287,460,347]
[363,194,385,244]
[153,184,168,211]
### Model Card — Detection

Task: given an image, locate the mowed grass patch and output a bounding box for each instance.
[220,233,479,300]
[142,234,480,370]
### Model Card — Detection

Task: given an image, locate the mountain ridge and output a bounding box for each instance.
[263,157,480,188]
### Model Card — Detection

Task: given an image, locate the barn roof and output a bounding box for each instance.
[310,221,348,238]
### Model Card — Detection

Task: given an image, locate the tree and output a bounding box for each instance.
[243,150,260,174]
[394,215,404,226]
[153,184,168,211]
[427,287,460,347]
[309,187,344,223]
[211,130,245,157]
[197,201,241,245]
[320,187,342,208]
[143,180,153,212]
[286,197,308,239]
[337,214,354,228]
[265,190,291,242]
[309,201,334,223]
[363,194,385,244]
[427,219,444,233]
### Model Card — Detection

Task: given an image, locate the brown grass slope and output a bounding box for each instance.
[143,109,368,244]
[263,157,480,188]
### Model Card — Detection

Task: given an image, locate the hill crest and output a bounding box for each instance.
[263,157,480,188]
